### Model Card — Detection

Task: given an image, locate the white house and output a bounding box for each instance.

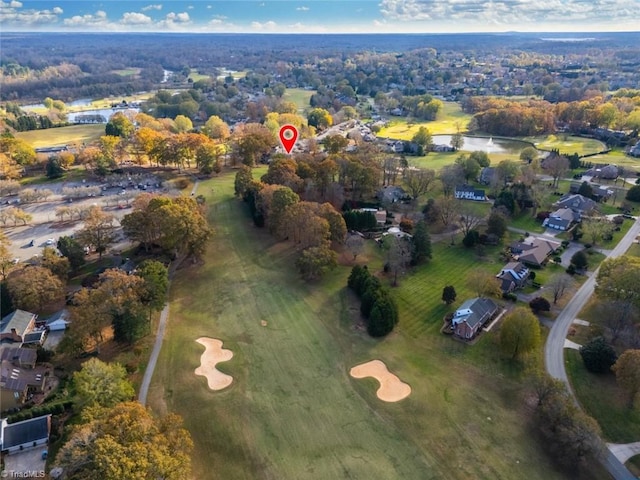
[454,185,486,201]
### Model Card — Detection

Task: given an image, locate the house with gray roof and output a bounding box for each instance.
[510,238,561,267]
[554,193,597,216]
[0,415,51,454]
[585,164,619,180]
[451,297,499,339]
[496,262,530,293]
[0,310,37,344]
[543,207,580,231]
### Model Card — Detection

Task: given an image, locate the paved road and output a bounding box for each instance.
[609,442,640,464]
[544,217,640,480]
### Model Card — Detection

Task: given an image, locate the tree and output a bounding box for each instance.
[55,402,193,480]
[467,270,501,298]
[6,266,64,312]
[442,285,457,305]
[570,250,588,271]
[137,260,169,315]
[455,154,481,182]
[295,244,337,280]
[411,126,433,152]
[383,235,412,286]
[486,210,508,239]
[544,154,569,189]
[231,123,276,166]
[202,115,230,140]
[499,307,541,360]
[439,164,465,198]
[307,108,333,129]
[0,232,12,280]
[469,150,490,168]
[450,132,464,151]
[626,185,640,202]
[580,336,618,373]
[46,156,65,179]
[403,168,436,201]
[613,350,640,407]
[345,234,364,261]
[529,296,551,313]
[173,115,193,133]
[411,220,432,265]
[234,165,253,197]
[548,273,574,304]
[322,134,349,154]
[577,181,593,199]
[458,205,482,237]
[595,299,639,346]
[520,146,538,164]
[596,256,640,306]
[73,358,135,408]
[367,294,398,337]
[105,112,135,138]
[75,206,117,258]
[40,246,70,280]
[581,217,613,246]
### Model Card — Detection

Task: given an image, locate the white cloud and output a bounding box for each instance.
[63,10,108,27]
[250,20,277,30]
[207,5,212,9]
[52,6,62,14]
[120,12,153,25]
[296,6,309,11]
[0,1,64,25]
[141,4,162,11]
[166,11,190,22]
[378,0,640,27]
[9,0,22,7]
[188,5,194,10]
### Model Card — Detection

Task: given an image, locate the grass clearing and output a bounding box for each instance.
[16,124,105,147]
[148,170,576,480]
[111,68,141,77]
[566,350,640,443]
[283,88,314,113]
[377,102,473,138]
[522,135,606,156]
[188,70,211,82]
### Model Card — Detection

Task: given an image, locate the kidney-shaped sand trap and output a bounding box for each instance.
[350,360,411,402]
[194,337,234,391]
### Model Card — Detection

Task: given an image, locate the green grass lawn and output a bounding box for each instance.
[509,213,545,234]
[566,350,640,443]
[627,243,640,256]
[522,135,606,157]
[188,70,211,82]
[377,101,473,138]
[407,151,517,172]
[146,169,578,480]
[283,88,315,113]
[16,124,105,148]
[111,68,141,77]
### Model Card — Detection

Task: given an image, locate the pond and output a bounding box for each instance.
[433,135,534,154]
[67,107,140,124]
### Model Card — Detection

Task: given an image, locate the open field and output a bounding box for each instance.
[148,170,577,480]
[283,88,314,113]
[111,68,142,77]
[188,70,211,82]
[522,135,606,156]
[16,124,105,147]
[566,350,640,443]
[377,102,473,138]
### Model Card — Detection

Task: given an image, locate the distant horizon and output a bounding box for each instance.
[1,1,639,35]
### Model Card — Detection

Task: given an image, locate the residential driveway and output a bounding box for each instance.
[2,448,46,478]
[560,241,583,267]
[608,441,640,464]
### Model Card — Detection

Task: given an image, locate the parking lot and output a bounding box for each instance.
[1,174,170,262]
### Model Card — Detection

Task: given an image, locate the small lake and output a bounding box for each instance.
[433,135,533,154]
[67,108,140,124]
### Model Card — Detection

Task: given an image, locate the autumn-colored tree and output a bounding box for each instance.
[261,156,303,191]
[40,246,71,280]
[412,126,433,152]
[280,202,331,248]
[231,122,276,166]
[466,270,501,298]
[499,307,541,360]
[6,266,64,312]
[322,134,349,154]
[75,206,117,258]
[307,108,333,130]
[543,153,569,189]
[345,234,364,261]
[105,112,135,138]
[73,358,135,408]
[172,114,193,133]
[202,115,230,140]
[55,402,193,480]
[613,350,640,408]
[137,260,169,315]
[0,136,36,166]
[295,243,338,280]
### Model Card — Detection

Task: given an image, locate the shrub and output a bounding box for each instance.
[571,250,588,270]
[566,264,576,275]
[612,215,624,225]
[502,292,517,301]
[580,336,617,373]
[529,296,551,313]
[626,185,640,202]
[462,229,480,248]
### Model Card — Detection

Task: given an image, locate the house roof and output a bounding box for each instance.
[453,297,498,329]
[0,347,37,366]
[0,310,36,338]
[0,415,51,451]
[22,331,46,345]
[516,238,561,266]
[555,194,597,213]
[455,185,486,197]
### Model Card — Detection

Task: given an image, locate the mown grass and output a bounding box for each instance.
[148,169,574,480]
[566,350,640,443]
[509,213,545,234]
[188,70,211,82]
[16,124,105,147]
[111,68,141,77]
[283,88,314,113]
[522,135,606,156]
[377,101,473,138]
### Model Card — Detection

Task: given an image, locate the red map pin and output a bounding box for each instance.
[279,125,298,154]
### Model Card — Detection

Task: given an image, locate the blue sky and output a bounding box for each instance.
[1,0,639,33]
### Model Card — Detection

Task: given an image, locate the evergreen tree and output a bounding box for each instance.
[442,285,457,305]
[411,220,432,264]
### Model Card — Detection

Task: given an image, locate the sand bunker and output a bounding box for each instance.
[350,360,411,402]
[194,337,233,391]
